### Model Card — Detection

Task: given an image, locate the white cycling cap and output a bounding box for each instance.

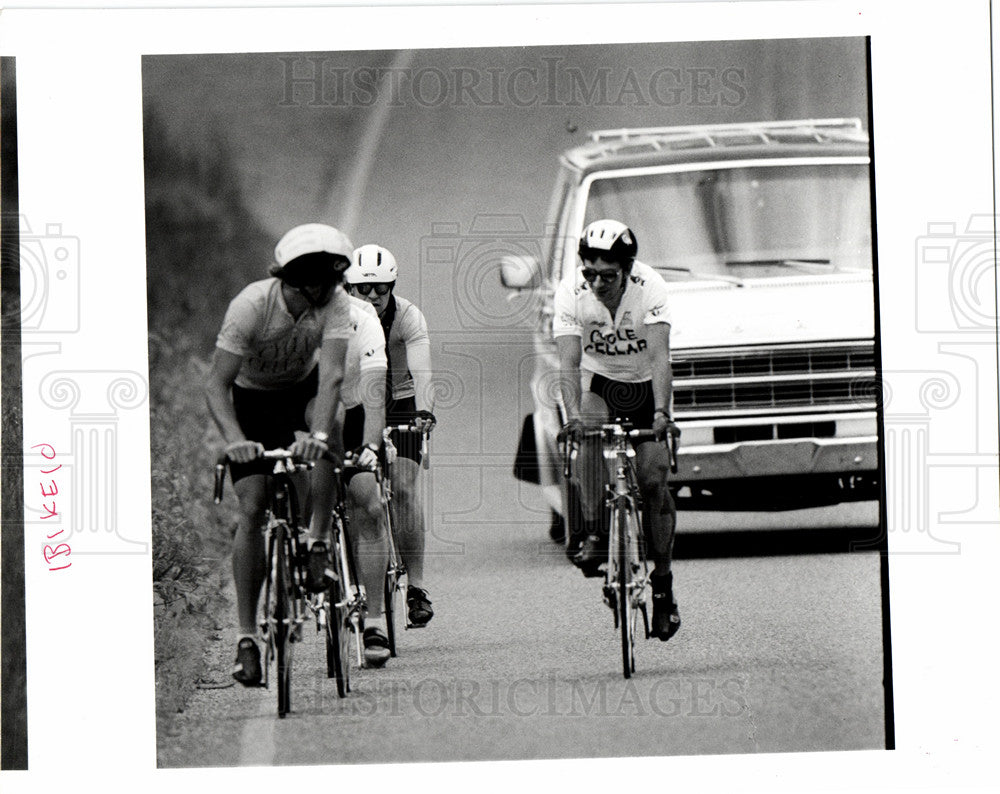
[274,223,353,266]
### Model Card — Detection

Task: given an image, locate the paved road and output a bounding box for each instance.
[158,500,886,766]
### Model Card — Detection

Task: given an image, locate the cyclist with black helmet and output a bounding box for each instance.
[344,244,436,628]
[553,219,681,642]
[206,223,358,685]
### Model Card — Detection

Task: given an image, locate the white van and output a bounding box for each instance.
[503,119,879,530]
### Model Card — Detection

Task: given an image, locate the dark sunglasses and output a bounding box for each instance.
[353,282,394,296]
[581,267,621,284]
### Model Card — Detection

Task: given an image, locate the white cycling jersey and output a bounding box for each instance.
[552,260,671,383]
[341,295,388,409]
[383,295,430,401]
[216,279,354,390]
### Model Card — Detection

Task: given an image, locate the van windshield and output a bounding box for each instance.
[583,162,872,280]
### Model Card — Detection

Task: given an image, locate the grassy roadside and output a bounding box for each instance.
[143,105,272,737]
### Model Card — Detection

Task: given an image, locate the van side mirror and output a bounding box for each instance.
[499,254,541,290]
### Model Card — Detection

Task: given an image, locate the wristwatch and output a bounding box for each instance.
[653,408,672,420]
[309,431,330,444]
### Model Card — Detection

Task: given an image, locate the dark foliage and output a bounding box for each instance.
[144,105,270,726]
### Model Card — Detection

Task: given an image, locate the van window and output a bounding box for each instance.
[584,162,871,279]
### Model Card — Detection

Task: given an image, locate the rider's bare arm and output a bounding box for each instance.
[646,322,672,417]
[406,338,433,413]
[311,337,348,437]
[205,347,249,444]
[556,335,584,422]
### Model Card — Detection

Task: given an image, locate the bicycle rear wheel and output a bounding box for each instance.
[273,525,294,716]
[326,516,351,697]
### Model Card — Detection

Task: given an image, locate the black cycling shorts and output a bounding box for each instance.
[229,368,318,483]
[386,396,423,465]
[589,373,655,429]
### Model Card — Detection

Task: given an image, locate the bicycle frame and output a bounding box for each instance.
[563,421,678,678]
[214,448,312,715]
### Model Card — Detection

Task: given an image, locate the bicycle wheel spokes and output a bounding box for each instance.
[325,577,350,697]
[273,525,294,716]
[604,508,620,623]
[384,566,399,657]
[385,544,408,655]
[326,518,353,696]
[617,502,638,679]
[382,487,408,654]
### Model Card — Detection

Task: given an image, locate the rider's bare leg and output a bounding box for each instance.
[575,390,611,523]
[636,441,676,576]
[232,475,268,637]
[347,472,387,625]
[391,457,425,587]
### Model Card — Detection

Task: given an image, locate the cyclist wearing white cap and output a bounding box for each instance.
[302,289,400,668]
[554,219,680,642]
[207,222,360,685]
[345,244,437,628]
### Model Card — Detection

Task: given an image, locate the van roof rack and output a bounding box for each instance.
[588,118,863,145]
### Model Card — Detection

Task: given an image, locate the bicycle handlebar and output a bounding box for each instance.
[212,447,336,504]
[382,422,433,470]
[214,422,437,503]
[561,421,680,477]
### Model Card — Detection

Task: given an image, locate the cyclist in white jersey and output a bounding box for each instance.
[553,219,680,641]
[206,223,356,685]
[302,293,397,667]
[345,244,437,628]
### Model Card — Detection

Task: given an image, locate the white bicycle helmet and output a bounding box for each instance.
[578,219,638,265]
[346,244,398,284]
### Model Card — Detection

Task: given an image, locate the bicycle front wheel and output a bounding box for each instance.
[273,525,294,716]
[384,564,401,657]
[326,516,351,697]
[617,500,637,679]
[384,511,406,657]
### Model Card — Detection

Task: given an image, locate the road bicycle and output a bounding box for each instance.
[214,448,314,717]
[380,422,432,657]
[214,447,370,711]
[563,421,679,678]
